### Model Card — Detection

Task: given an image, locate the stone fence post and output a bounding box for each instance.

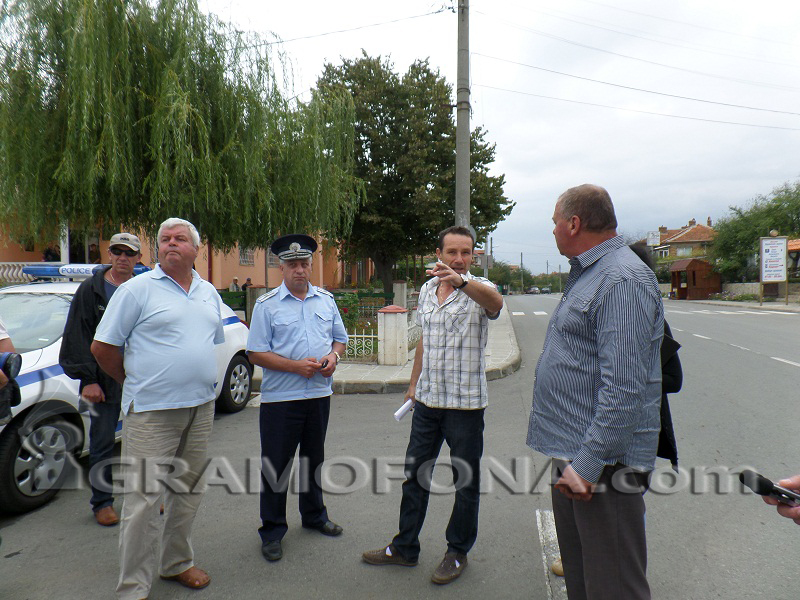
[378,305,408,366]
[392,280,408,308]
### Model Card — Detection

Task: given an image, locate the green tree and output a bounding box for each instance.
[710,181,800,281]
[315,53,514,295]
[0,0,362,249]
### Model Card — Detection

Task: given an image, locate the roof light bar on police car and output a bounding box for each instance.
[22,264,152,279]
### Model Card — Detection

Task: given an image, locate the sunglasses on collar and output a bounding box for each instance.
[110,247,139,257]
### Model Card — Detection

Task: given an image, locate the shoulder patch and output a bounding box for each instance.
[256,288,279,303]
[315,287,334,298]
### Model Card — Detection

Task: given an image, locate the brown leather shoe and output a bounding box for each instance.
[95,506,120,526]
[550,557,564,577]
[431,551,467,584]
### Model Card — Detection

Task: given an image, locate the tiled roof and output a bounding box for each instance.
[788,239,800,253]
[663,224,716,244]
[659,229,682,244]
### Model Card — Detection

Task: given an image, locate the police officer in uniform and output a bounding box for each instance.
[246,234,348,562]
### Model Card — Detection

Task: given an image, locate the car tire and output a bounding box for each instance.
[0,415,82,513]
[216,354,252,413]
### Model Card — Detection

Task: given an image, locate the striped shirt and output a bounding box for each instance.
[416,273,499,409]
[526,236,664,483]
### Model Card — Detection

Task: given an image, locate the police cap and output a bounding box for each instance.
[270,234,317,261]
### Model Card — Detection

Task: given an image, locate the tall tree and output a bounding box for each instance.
[315,53,514,294]
[711,180,800,281]
[0,0,362,250]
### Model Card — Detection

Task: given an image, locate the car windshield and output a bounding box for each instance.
[0,292,72,352]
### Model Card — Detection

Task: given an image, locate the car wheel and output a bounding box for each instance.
[0,415,82,513]
[216,354,252,413]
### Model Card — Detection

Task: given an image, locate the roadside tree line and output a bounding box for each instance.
[0,0,513,295]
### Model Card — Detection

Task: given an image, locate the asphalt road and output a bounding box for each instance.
[2,295,798,599]
[510,294,799,600]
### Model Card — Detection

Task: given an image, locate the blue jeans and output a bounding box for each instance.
[392,402,485,561]
[88,400,121,512]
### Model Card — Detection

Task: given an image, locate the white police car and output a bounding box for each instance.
[0,264,252,513]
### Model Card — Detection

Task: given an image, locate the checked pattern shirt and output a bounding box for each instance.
[415,273,499,410]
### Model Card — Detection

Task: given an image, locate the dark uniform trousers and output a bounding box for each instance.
[258,397,330,543]
[551,459,651,600]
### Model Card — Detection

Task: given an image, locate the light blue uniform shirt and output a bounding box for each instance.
[247,282,348,402]
[94,264,225,415]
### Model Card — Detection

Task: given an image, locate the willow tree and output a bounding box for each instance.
[0,0,362,250]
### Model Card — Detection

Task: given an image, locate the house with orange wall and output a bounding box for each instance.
[0,231,372,290]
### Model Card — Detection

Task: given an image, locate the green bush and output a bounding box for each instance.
[336,293,360,331]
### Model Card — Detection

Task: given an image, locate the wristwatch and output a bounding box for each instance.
[333,351,341,364]
[455,274,469,289]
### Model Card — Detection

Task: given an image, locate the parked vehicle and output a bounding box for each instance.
[0,266,252,513]
[540,286,551,294]
[525,286,540,294]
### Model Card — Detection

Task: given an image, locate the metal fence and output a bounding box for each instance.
[217,290,246,311]
[0,262,52,283]
[346,328,378,358]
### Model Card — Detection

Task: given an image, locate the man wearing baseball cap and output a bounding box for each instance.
[247,234,348,562]
[60,232,142,526]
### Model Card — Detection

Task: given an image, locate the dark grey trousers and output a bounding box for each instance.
[551,459,651,600]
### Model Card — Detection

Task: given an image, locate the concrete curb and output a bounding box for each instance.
[254,300,523,395]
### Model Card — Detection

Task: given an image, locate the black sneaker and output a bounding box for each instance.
[431,551,467,584]
[362,544,417,567]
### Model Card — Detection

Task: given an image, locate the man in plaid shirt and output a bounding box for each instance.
[363,225,503,585]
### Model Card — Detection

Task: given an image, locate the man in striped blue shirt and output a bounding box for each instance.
[527,184,663,600]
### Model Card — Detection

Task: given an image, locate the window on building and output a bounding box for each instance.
[676,246,692,257]
[239,246,255,266]
[267,250,280,268]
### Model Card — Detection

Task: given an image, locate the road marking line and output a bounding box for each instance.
[511,311,525,316]
[665,310,692,314]
[771,357,800,368]
[534,311,548,315]
[730,344,751,351]
[691,310,712,313]
[536,509,557,600]
[672,328,683,332]
[692,334,711,339]
[764,311,797,315]
[738,311,769,315]
[715,311,740,314]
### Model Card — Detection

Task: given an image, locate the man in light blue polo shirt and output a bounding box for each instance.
[92,218,223,600]
[247,233,348,562]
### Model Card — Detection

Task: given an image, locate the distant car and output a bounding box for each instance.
[540,286,551,294]
[0,267,252,513]
[525,287,540,294]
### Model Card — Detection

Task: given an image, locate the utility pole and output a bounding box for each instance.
[520,253,524,293]
[455,0,470,228]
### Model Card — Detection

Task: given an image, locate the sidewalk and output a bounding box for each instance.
[678,298,800,312]
[250,300,522,395]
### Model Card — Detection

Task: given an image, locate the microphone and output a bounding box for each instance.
[740,469,800,506]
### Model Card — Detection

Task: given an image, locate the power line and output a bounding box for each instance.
[482,2,800,69]
[577,0,800,49]
[260,9,447,47]
[474,84,800,131]
[472,10,800,93]
[473,53,800,117]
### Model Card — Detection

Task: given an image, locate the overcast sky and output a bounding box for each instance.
[199,0,800,274]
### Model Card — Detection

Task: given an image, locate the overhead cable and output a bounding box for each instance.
[474,84,800,131]
[473,53,800,116]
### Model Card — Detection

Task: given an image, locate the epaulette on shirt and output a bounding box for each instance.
[256,288,280,303]
[315,287,334,298]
